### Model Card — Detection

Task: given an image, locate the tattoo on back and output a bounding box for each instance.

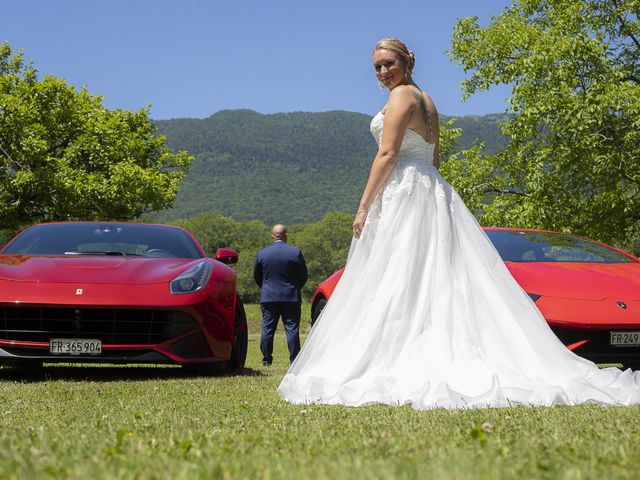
[411,90,434,137]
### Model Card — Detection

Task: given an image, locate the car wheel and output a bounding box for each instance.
[182,298,248,376]
[311,296,327,327]
[225,296,248,374]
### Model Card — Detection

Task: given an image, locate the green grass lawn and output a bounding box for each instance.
[1,304,639,479]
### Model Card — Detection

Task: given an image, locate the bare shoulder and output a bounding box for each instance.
[385,86,421,115]
[391,86,437,112]
[389,85,421,103]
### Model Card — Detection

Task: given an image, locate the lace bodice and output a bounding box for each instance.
[370,111,436,166]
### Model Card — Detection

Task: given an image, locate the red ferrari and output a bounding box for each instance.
[311,228,640,370]
[0,222,247,373]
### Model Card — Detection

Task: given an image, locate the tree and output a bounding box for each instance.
[446,0,640,247]
[290,211,354,299]
[0,42,192,230]
[172,211,244,255]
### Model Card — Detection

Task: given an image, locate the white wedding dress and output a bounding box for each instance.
[278,112,640,409]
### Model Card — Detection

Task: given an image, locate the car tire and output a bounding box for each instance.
[311,296,327,327]
[183,297,248,377]
[224,296,248,374]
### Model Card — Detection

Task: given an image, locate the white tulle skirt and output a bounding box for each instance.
[278,161,640,409]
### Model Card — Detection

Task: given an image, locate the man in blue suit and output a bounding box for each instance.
[253,224,308,366]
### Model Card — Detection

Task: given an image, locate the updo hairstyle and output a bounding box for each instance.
[374,38,416,74]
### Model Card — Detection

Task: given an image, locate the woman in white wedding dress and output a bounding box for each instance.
[278,38,640,409]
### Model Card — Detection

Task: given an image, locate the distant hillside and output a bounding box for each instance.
[449,113,508,154]
[154,110,507,224]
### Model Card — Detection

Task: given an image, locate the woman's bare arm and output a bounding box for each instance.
[353,87,417,238]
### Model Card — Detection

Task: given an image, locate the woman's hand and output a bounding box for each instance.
[353,209,368,238]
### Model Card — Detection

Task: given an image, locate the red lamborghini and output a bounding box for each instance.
[0,222,247,373]
[311,228,640,370]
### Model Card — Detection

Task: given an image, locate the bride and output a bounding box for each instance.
[278,38,640,409]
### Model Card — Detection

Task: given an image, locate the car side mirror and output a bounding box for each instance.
[215,248,238,265]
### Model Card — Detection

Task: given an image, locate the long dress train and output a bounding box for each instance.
[277,112,640,409]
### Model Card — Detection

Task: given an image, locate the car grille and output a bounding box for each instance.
[0,306,197,344]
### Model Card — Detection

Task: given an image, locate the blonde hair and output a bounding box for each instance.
[374,38,416,73]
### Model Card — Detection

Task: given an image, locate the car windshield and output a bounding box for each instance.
[1,223,204,259]
[485,230,636,263]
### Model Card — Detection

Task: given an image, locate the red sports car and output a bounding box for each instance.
[0,222,247,373]
[311,228,640,370]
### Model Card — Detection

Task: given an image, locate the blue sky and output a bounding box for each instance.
[4,0,512,119]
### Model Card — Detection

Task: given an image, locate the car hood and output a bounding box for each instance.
[0,255,202,285]
[505,262,640,300]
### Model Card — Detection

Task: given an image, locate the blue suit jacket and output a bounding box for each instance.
[253,241,308,303]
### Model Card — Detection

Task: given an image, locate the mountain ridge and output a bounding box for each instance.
[154,109,507,224]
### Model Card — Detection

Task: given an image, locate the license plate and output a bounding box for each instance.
[610,331,640,347]
[49,339,102,355]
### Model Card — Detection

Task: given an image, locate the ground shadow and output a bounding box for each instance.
[0,364,264,383]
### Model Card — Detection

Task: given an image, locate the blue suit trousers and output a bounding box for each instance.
[260,302,301,364]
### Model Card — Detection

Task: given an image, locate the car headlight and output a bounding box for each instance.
[170,260,213,294]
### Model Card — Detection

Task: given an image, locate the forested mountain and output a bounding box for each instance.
[154,109,507,224]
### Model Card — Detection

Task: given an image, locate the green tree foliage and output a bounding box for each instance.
[172,211,245,254]
[446,0,640,247]
[0,43,192,230]
[289,211,354,299]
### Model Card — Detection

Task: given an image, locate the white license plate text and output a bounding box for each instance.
[49,339,102,355]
